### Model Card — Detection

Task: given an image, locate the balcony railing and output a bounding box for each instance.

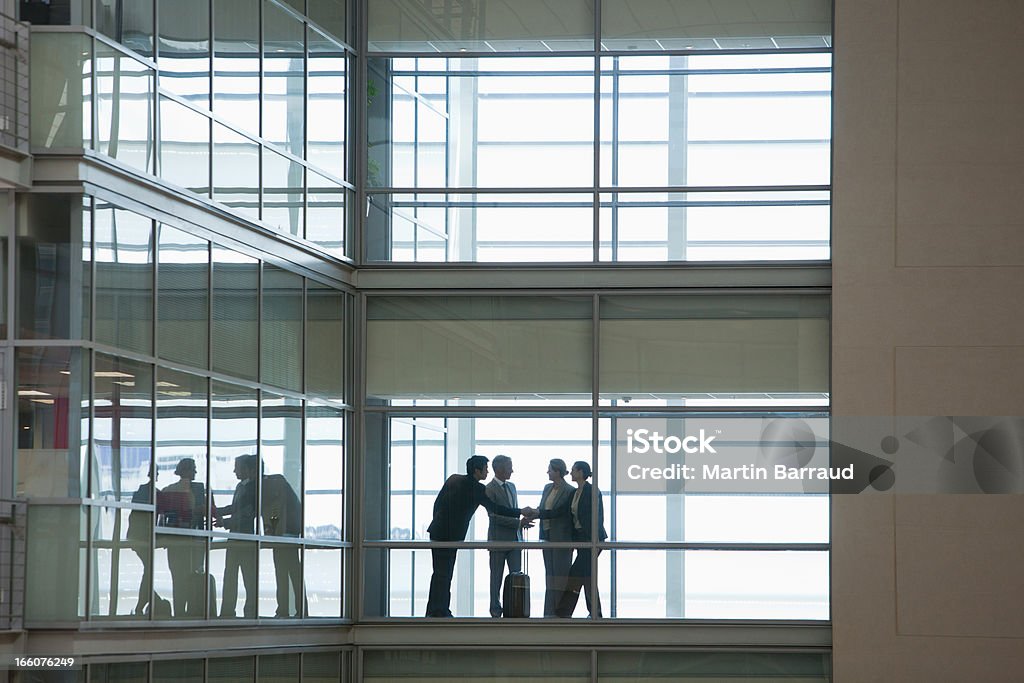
[0,10,29,153]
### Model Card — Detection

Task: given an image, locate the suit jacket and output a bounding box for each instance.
[261,474,302,537]
[485,478,521,541]
[428,474,521,541]
[537,481,573,541]
[539,482,608,541]
[219,478,257,534]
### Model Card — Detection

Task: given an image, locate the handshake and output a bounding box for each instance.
[519,506,538,530]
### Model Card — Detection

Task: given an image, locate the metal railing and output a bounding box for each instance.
[0,499,26,630]
[0,10,29,153]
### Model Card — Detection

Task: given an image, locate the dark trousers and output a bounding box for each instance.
[488,547,522,617]
[272,545,304,617]
[541,546,572,617]
[555,547,601,618]
[221,542,257,618]
[425,547,457,617]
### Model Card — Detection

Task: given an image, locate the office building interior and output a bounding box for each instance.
[1,0,1022,681]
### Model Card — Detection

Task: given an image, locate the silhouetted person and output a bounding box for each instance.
[214,454,258,618]
[262,471,303,617]
[424,455,535,617]
[160,457,207,617]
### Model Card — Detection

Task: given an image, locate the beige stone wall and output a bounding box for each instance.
[832,0,1024,679]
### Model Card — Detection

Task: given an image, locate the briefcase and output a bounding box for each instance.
[502,571,530,618]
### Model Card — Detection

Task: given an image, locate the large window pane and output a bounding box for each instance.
[262,148,304,237]
[304,547,342,617]
[367,193,593,263]
[90,506,151,619]
[16,347,89,497]
[213,0,260,134]
[213,123,260,220]
[157,225,209,367]
[158,0,210,108]
[599,295,830,405]
[304,403,343,540]
[29,32,92,150]
[261,265,303,392]
[16,194,90,340]
[155,368,209,528]
[612,549,828,619]
[211,246,258,381]
[261,393,303,537]
[306,173,346,258]
[601,0,831,51]
[25,505,86,621]
[210,538,257,618]
[259,541,303,617]
[210,381,258,529]
[159,97,211,195]
[599,191,830,262]
[305,283,345,401]
[368,0,595,52]
[308,0,346,45]
[93,354,153,501]
[263,0,304,153]
[96,44,154,174]
[308,30,346,179]
[366,296,592,404]
[94,203,153,355]
[96,0,154,56]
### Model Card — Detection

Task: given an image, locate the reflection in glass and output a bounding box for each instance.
[262,148,304,236]
[260,542,303,618]
[157,225,209,367]
[213,123,260,220]
[306,173,346,258]
[210,382,258,525]
[154,534,208,618]
[94,202,153,355]
[263,0,305,153]
[29,32,92,150]
[304,547,341,617]
[155,368,208,526]
[91,506,151,618]
[211,538,257,618]
[211,246,258,380]
[96,44,154,173]
[159,97,211,196]
[308,30,346,178]
[17,194,90,340]
[94,354,153,502]
[261,266,303,391]
[213,0,260,134]
[16,347,88,497]
[158,0,210,108]
[96,0,154,57]
[304,404,343,540]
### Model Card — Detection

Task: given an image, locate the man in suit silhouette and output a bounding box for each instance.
[425,455,536,617]
[485,455,534,617]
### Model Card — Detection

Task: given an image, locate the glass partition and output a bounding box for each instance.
[29,32,92,150]
[96,43,154,174]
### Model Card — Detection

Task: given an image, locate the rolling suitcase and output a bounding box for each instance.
[502,529,531,618]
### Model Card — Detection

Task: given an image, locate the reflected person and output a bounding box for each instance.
[538,458,573,617]
[425,455,536,617]
[214,454,258,618]
[160,457,207,617]
[262,470,304,617]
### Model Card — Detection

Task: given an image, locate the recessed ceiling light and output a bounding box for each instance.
[18,390,52,397]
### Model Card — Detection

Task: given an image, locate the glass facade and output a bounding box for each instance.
[5,0,833,677]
